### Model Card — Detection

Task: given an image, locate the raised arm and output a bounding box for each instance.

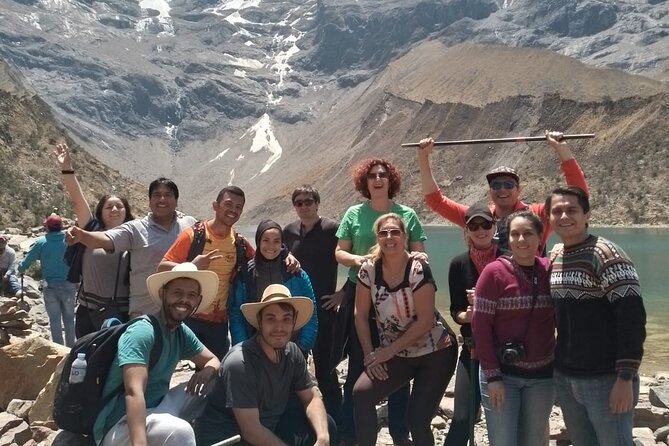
[546,130,589,195]
[417,137,440,195]
[54,143,93,226]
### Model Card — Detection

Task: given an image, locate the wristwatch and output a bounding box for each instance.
[618,370,634,382]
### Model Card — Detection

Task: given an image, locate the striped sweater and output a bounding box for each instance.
[550,235,646,376]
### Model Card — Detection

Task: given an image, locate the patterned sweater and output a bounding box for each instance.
[550,235,646,377]
[472,256,555,382]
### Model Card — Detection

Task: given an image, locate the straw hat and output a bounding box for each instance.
[146,262,219,310]
[241,284,313,331]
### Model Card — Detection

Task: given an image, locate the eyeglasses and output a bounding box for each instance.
[467,220,494,231]
[377,229,402,238]
[490,180,517,191]
[293,198,315,207]
[366,171,389,181]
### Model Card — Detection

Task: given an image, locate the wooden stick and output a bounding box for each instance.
[401,133,595,148]
[210,435,242,446]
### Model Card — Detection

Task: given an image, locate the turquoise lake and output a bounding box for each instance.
[239,225,669,374]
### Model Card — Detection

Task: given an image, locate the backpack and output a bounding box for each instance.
[52,315,163,435]
[186,220,251,282]
[64,218,101,283]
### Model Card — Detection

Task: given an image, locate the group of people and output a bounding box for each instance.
[1,131,645,446]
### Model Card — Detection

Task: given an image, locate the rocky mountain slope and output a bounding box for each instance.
[0,59,147,229]
[0,0,667,225]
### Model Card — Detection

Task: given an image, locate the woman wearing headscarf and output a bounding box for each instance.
[228,219,318,353]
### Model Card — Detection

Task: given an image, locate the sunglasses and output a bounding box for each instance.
[367,171,389,181]
[293,198,315,207]
[377,228,403,238]
[490,180,517,191]
[467,220,494,231]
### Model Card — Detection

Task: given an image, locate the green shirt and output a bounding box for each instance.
[93,316,204,443]
[336,202,426,282]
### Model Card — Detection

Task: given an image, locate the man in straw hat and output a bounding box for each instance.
[194,283,336,446]
[94,262,221,446]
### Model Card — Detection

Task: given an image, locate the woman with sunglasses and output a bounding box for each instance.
[353,213,456,446]
[471,210,555,446]
[335,158,427,446]
[443,203,502,446]
[54,142,135,336]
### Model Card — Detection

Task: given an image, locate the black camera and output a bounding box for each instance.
[497,342,527,365]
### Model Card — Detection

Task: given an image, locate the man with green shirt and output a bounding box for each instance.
[95,263,220,446]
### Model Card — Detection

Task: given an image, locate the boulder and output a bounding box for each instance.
[0,419,32,446]
[29,356,66,425]
[431,415,447,429]
[650,385,669,409]
[0,336,69,409]
[634,402,669,431]
[30,424,56,443]
[0,412,23,435]
[6,399,34,420]
[654,425,669,442]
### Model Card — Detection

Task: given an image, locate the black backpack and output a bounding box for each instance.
[186,220,251,282]
[53,315,163,435]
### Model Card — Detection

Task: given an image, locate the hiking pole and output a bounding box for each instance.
[210,435,242,446]
[401,133,595,147]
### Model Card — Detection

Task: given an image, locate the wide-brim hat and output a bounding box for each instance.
[241,284,313,331]
[486,166,520,184]
[146,262,219,310]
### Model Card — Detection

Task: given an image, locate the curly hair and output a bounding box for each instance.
[352,158,401,199]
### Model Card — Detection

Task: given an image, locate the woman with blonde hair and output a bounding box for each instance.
[353,213,457,446]
[335,158,427,445]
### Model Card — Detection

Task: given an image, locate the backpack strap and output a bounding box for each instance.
[186,221,207,262]
[229,232,251,283]
[101,315,163,406]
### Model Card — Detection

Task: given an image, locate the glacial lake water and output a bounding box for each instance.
[239,225,669,374]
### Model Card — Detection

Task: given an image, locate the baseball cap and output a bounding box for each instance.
[465,203,494,225]
[486,166,520,184]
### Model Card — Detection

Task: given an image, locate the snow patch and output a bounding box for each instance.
[136,0,174,37]
[270,32,303,87]
[205,0,261,16]
[210,148,231,162]
[228,168,235,185]
[165,124,178,139]
[234,69,247,78]
[236,154,245,161]
[241,113,282,174]
[223,53,263,69]
[20,13,43,31]
[225,12,252,25]
[244,40,254,46]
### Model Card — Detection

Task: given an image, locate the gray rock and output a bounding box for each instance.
[654,425,669,442]
[6,399,34,420]
[649,385,669,408]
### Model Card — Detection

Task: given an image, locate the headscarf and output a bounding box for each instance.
[254,220,284,299]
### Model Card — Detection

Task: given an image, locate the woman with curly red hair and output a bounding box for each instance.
[335,158,427,446]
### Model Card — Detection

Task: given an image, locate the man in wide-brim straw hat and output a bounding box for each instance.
[195,283,337,446]
[95,263,221,446]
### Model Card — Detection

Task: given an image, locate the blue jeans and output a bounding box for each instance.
[184,317,230,360]
[554,371,639,446]
[480,371,555,446]
[2,274,21,295]
[43,280,76,346]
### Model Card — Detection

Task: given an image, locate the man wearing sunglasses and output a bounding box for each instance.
[284,185,343,426]
[417,131,589,252]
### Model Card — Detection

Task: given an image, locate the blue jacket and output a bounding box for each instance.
[229,258,318,352]
[18,231,70,283]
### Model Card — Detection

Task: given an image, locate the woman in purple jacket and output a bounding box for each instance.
[471,209,555,446]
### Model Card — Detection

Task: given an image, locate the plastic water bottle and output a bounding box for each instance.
[69,353,87,384]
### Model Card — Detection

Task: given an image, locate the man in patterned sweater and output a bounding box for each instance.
[546,186,646,446]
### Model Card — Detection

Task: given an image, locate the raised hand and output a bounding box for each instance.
[53,143,73,170]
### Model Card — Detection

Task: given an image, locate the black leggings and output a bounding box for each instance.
[353,340,458,446]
